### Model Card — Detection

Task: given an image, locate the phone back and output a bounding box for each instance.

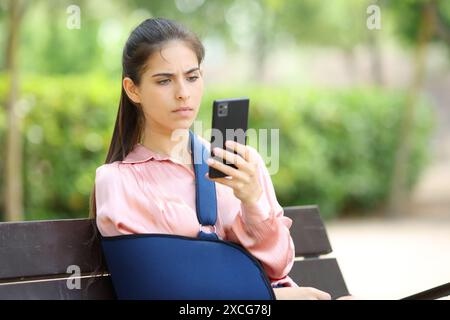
[209,98,249,178]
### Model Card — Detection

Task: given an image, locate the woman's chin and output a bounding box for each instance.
[170,123,193,132]
[176,119,195,129]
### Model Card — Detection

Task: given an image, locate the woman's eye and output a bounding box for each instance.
[157,79,170,85]
[187,76,199,82]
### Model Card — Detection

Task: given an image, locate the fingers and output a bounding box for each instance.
[212,147,256,175]
[336,295,356,300]
[212,147,246,167]
[224,140,257,163]
[308,287,332,300]
[206,141,261,203]
[206,158,247,182]
[273,287,332,300]
[206,173,235,188]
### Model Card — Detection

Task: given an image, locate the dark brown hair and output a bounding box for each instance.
[89,18,204,218]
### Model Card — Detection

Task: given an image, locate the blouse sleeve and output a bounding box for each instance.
[95,163,143,236]
[225,147,297,286]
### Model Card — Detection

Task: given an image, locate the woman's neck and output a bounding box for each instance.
[141,127,191,163]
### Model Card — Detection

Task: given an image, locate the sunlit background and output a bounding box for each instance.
[0,0,449,299]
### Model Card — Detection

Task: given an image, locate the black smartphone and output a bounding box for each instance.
[209,98,249,179]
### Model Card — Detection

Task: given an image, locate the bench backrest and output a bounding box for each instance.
[283,205,349,299]
[0,219,114,299]
[0,205,348,299]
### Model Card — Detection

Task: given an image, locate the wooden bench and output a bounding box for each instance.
[283,205,349,299]
[0,205,448,299]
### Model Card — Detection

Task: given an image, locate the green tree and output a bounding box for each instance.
[386,0,450,216]
[4,0,27,221]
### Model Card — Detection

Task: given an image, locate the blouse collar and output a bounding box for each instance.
[122,143,192,164]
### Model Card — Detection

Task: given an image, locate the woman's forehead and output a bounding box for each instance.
[145,41,199,73]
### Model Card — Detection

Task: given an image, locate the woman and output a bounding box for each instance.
[91,17,332,300]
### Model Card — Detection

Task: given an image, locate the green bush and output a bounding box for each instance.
[0,74,433,220]
[200,85,433,218]
[0,73,119,220]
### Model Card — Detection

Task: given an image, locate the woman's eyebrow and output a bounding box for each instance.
[151,67,200,78]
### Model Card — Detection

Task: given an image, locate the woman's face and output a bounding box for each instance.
[124,40,204,134]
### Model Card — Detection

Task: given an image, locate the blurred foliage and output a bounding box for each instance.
[0,73,119,220]
[1,0,449,76]
[0,0,391,76]
[0,74,433,220]
[385,0,450,46]
[0,0,445,220]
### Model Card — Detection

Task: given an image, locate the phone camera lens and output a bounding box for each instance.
[218,103,228,117]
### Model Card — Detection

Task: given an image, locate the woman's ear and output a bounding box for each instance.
[123,77,141,104]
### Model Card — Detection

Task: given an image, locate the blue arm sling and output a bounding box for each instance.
[101,130,275,300]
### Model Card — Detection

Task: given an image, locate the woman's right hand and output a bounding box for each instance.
[274,287,332,300]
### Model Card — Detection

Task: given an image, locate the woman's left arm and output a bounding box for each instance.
[206,140,296,284]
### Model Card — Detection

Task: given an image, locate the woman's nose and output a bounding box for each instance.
[176,82,190,101]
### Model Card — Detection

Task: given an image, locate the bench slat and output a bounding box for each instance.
[0,219,106,279]
[283,205,333,257]
[289,258,350,299]
[0,275,115,300]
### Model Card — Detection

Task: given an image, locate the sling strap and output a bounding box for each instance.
[189,130,219,240]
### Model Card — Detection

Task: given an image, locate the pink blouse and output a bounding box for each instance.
[95,136,297,287]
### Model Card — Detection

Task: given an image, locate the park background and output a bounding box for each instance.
[0,0,449,299]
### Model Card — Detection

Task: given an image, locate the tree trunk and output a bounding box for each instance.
[387,2,435,217]
[4,0,25,221]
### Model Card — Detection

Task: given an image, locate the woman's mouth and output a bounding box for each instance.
[172,107,194,117]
